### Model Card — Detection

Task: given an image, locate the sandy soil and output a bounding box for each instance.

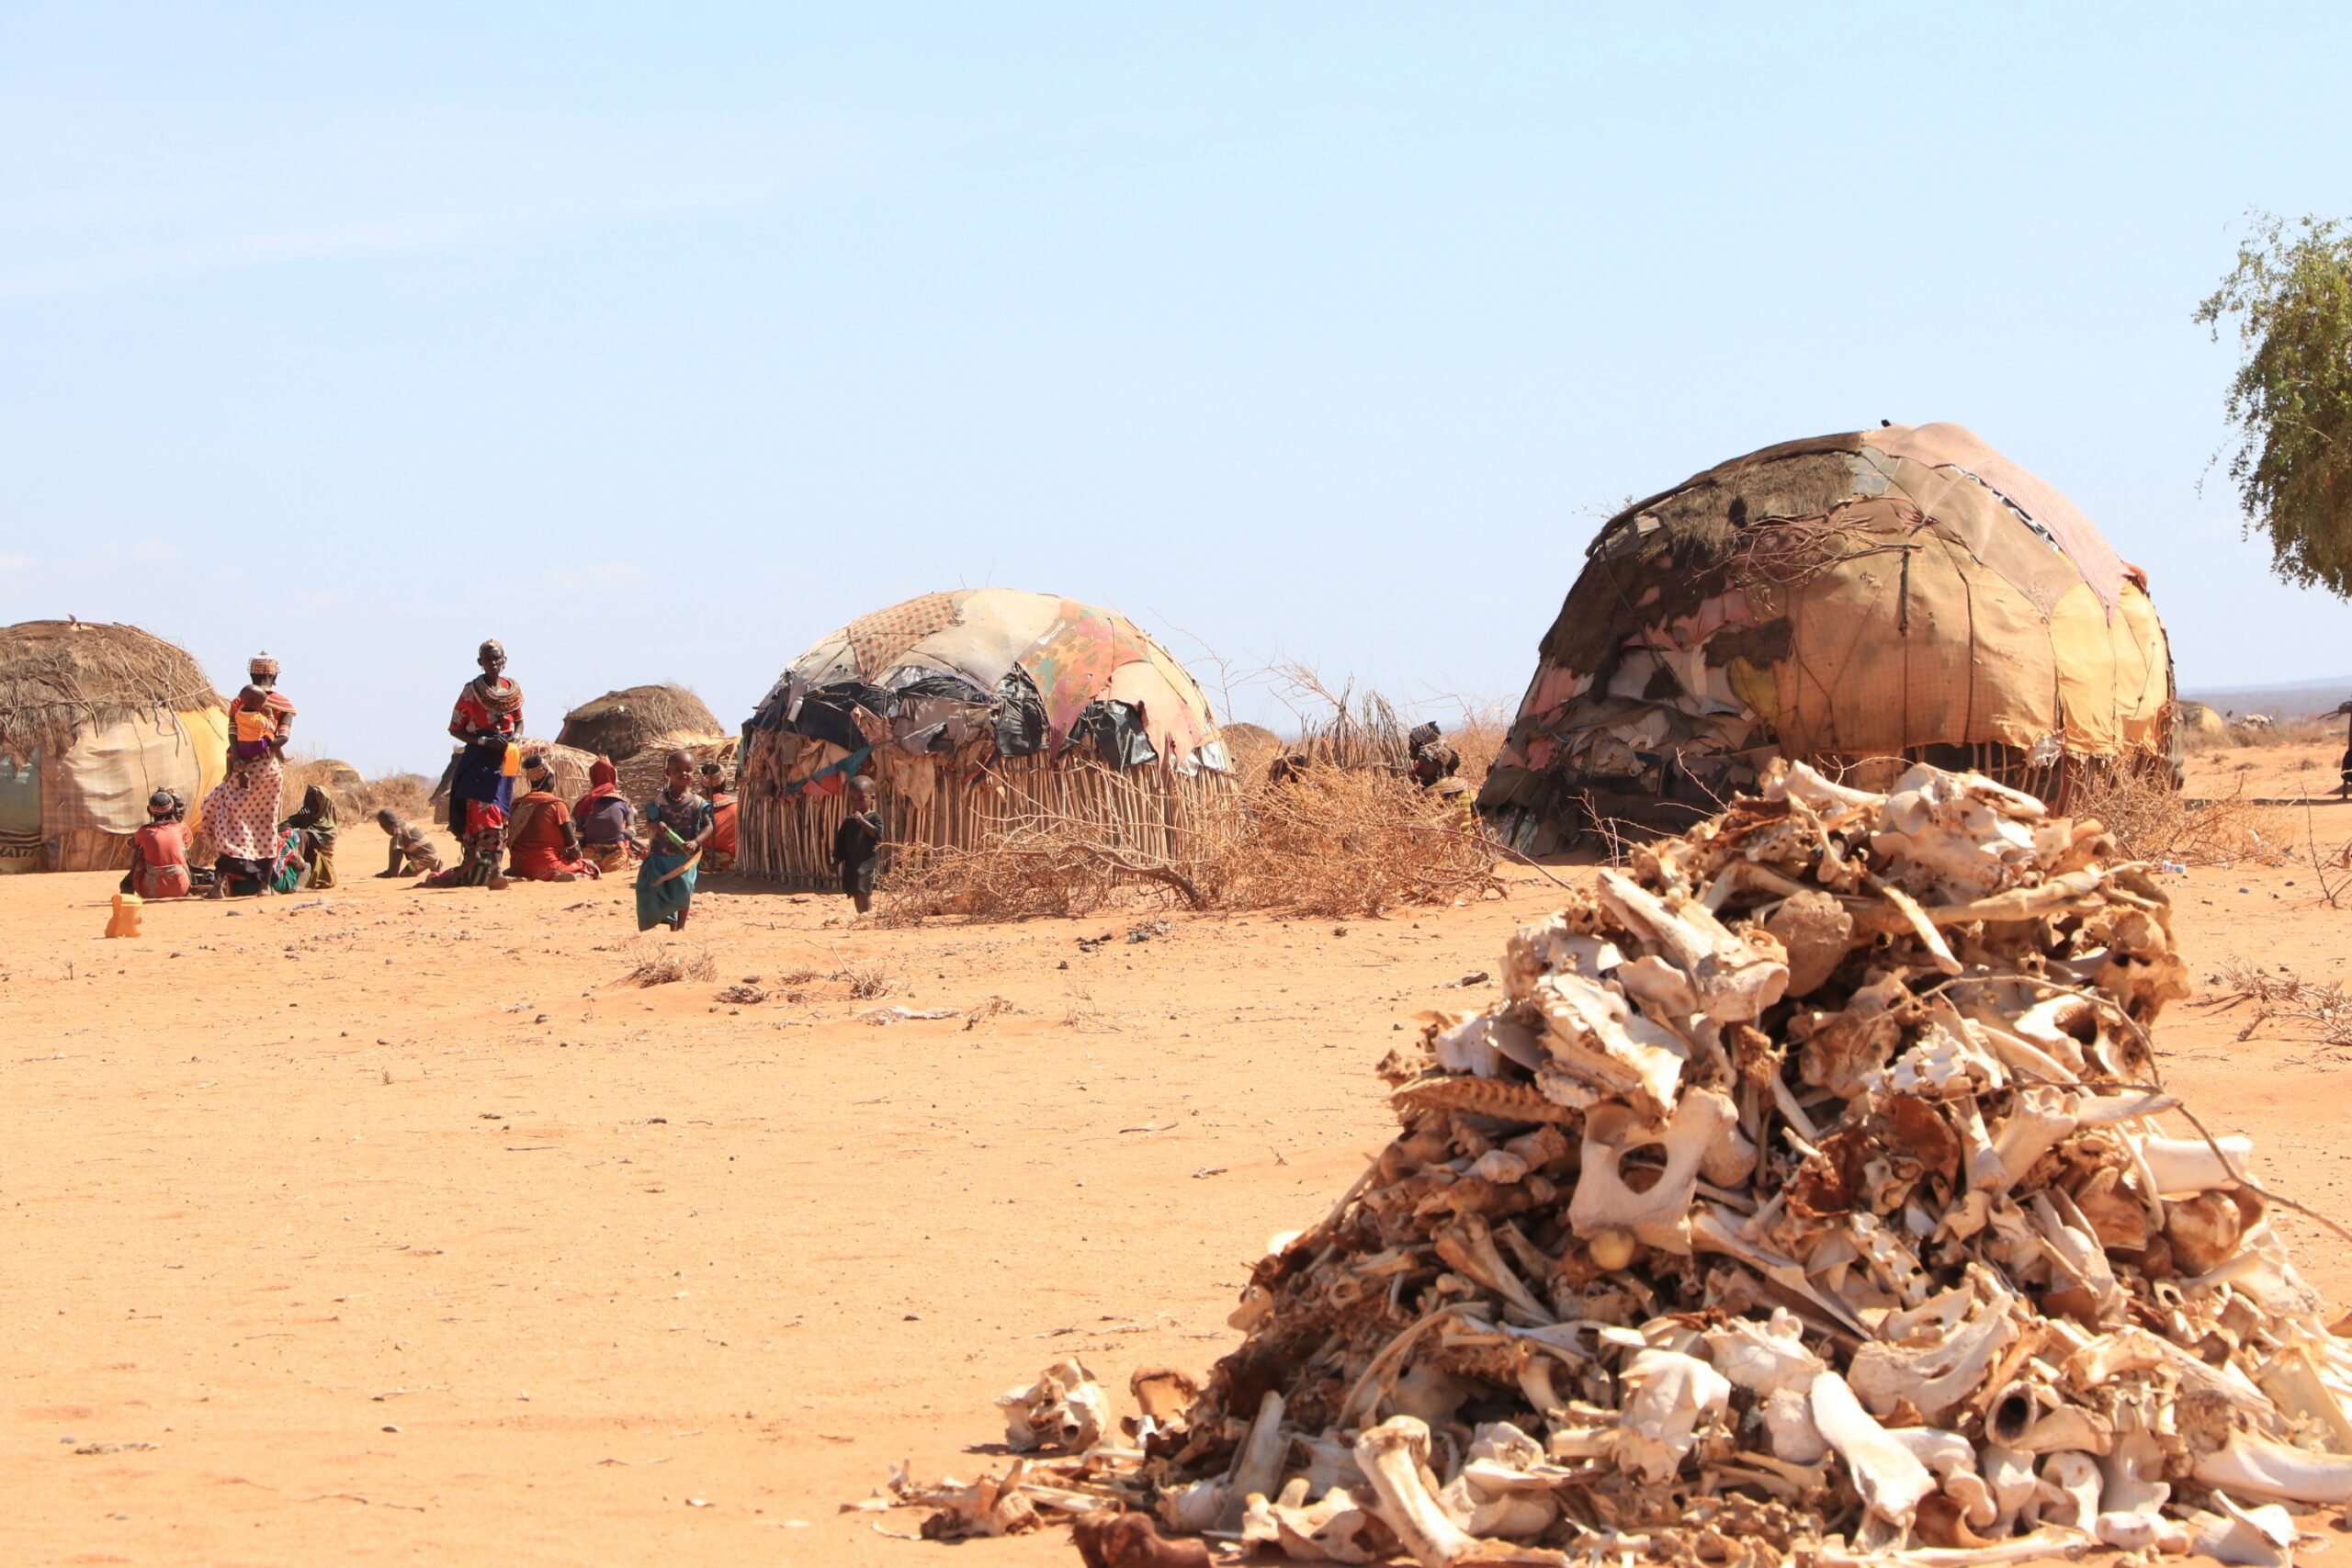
[6,828,2352,1565]
[2186,733,2352,803]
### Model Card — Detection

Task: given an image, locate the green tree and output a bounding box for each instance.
[2198,213,2352,596]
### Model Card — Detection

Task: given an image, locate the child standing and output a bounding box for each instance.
[831,774,886,915]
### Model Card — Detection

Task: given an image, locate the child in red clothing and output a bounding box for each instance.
[122,790,193,898]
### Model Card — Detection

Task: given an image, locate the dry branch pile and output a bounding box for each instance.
[878,767,1499,923]
[886,761,2352,1566]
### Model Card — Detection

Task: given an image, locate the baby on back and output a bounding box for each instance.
[230,684,277,771]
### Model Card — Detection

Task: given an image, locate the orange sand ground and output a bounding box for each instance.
[6,815,2352,1564]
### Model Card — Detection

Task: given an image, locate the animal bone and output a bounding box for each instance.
[1811,1370,1938,1537]
[997,1360,1109,1452]
[1351,1416,1487,1568]
[1979,1444,2037,1536]
[1983,1089,2076,1192]
[2193,1428,2352,1503]
[1526,970,1690,1119]
[1568,1088,1738,1254]
[1596,869,1790,1023]
[1216,1390,1287,1531]
[1703,1309,1826,1397]
[1849,1268,2018,1422]
[1764,889,1853,998]
[2037,1450,2102,1531]
[1615,1348,1732,1483]
[2187,1494,2299,1568]
[1241,1483,1378,1563]
[2133,1133,2252,1196]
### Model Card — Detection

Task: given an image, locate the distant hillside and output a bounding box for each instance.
[2182,675,2352,720]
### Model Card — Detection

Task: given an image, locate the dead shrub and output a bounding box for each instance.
[2211,958,2352,1046]
[834,962,897,998]
[2069,767,2275,866]
[619,944,716,987]
[879,766,1501,925]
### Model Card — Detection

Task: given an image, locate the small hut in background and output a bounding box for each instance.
[1478,423,2177,851]
[2176,701,2232,750]
[738,589,1228,886]
[429,738,596,818]
[0,619,229,873]
[557,682,722,762]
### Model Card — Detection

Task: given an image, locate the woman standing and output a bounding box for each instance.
[443,638,523,889]
[636,750,712,931]
[203,654,298,896]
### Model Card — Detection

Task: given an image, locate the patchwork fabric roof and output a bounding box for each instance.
[1478,423,2173,848]
[749,588,1221,770]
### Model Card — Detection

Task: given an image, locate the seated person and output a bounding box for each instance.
[505,754,598,881]
[121,790,193,899]
[573,758,636,873]
[281,784,339,889]
[376,809,444,877]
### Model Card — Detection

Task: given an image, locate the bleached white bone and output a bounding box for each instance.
[2188,1494,2299,1568]
[1984,1089,2076,1191]
[2093,1512,2188,1552]
[1351,1417,1485,1568]
[1849,1269,2018,1422]
[1216,1389,1287,1531]
[1811,1370,1937,1535]
[2039,1450,2102,1531]
[1527,969,1690,1119]
[1703,1310,1825,1397]
[2194,1429,2352,1504]
[1760,1388,1829,1464]
[2133,1133,2253,1196]
[1242,1482,1379,1563]
[1615,1348,1730,1484]
[1980,1443,2037,1536]
[1568,1088,1738,1254]
[995,1359,1108,1452]
[1595,869,1789,1023]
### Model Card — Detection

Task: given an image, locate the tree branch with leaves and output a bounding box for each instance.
[2199,212,2352,596]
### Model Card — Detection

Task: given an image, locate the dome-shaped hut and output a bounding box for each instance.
[739,589,1228,884]
[557,683,722,762]
[0,619,230,873]
[1477,424,2176,851]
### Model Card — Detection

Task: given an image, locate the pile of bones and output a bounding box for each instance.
[888,762,2352,1567]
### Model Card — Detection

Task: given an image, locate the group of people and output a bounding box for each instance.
[119,639,879,928]
[124,652,342,900]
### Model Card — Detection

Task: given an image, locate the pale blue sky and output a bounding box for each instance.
[4,4,2344,772]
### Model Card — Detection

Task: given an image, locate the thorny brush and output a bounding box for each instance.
[877,765,1503,925]
[2211,957,2352,1046]
[619,944,716,987]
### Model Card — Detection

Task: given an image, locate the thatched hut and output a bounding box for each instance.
[739,589,1229,885]
[616,735,739,813]
[0,619,230,873]
[1478,423,2177,851]
[428,738,595,815]
[2177,700,2232,749]
[557,683,721,762]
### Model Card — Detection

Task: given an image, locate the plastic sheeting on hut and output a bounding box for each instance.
[0,619,229,874]
[739,589,1228,886]
[1478,424,2177,852]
